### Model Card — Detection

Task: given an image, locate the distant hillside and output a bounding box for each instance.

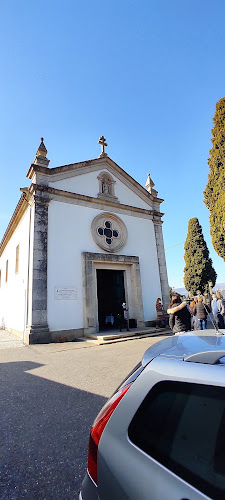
[215,283,225,291]
[174,287,188,296]
[174,283,225,296]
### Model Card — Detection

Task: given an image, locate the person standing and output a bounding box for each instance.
[167,294,191,334]
[189,299,198,330]
[117,312,123,332]
[221,293,225,324]
[216,291,225,313]
[155,298,166,329]
[122,302,130,331]
[211,293,225,329]
[193,296,208,330]
[204,292,212,313]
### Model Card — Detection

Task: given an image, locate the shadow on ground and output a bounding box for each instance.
[0,361,107,499]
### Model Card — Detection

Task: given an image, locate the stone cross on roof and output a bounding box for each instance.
[98,136,108,158]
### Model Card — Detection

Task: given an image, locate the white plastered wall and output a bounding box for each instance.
[47,199,162,332]
[0,207,31,337]
[49,169,152,211]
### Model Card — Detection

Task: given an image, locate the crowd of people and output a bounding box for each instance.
[156,290,225,335]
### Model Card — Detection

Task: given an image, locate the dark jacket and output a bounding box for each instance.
[204,294,212,313]
[167,301,191,334]
[193,302,209,320]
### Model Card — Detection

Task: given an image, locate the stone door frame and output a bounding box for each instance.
[82,252,144,336]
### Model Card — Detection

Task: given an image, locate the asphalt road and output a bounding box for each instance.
[0,331,168,500]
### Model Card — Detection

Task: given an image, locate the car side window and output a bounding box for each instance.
[128,381,225,500]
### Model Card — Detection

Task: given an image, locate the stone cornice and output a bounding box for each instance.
[0,193,31,257]
[33,183,164,219]
[0,179,164,257]
[33,194,50,205]
[0,185,51,257]
[152,215,164,225]
[27,156,164,209]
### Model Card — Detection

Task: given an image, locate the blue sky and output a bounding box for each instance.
[0,0,224,287]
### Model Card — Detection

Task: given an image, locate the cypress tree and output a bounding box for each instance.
[184,217,217,294]
[204,97,225,260]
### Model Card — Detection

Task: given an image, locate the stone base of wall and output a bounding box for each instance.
[137,320,145,328]
[5,327,84,345]
[25,325,51,345]
[144,320,156,327]
[145,314,169,328]
[50,328,84,343]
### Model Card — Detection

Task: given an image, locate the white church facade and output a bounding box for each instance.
[0,137,170,344]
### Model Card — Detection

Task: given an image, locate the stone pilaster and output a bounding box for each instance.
[82,253,97,335]
[153,217,170,311]
[25,193,50,344]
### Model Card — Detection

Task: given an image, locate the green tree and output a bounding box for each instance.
[204,97,225,260]
[184,217,217,294]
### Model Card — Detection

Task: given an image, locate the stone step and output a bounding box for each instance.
[82,327,171,344]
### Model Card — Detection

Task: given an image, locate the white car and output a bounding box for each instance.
[80,329,225,500]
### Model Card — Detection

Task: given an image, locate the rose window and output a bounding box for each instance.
[91,213,127,253]
[97,221,119,246]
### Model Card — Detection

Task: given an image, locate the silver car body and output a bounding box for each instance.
[80,330,225,500]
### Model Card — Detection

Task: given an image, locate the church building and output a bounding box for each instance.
[0,137,169,344]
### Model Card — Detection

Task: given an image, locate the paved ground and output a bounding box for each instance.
[0,330,25,349]
[0,329,170,499]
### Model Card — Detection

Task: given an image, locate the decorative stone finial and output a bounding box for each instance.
[36,137,48,157]
[34,138,50,167]
[145,173,158,196]
[98,136,108,158]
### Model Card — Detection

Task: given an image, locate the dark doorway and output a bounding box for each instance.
[97,270,125,331]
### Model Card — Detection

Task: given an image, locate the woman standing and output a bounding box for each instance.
[167,294,191,334]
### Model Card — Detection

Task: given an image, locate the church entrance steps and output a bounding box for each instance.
[82,327,172,344]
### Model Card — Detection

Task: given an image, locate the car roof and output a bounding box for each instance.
[142,330,225,367]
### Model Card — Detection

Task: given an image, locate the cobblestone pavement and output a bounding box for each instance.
[0,329,25,349]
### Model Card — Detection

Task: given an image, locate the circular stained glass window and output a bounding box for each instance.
[91,213,128,253]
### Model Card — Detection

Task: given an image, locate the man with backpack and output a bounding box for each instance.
[211,293,225,329]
